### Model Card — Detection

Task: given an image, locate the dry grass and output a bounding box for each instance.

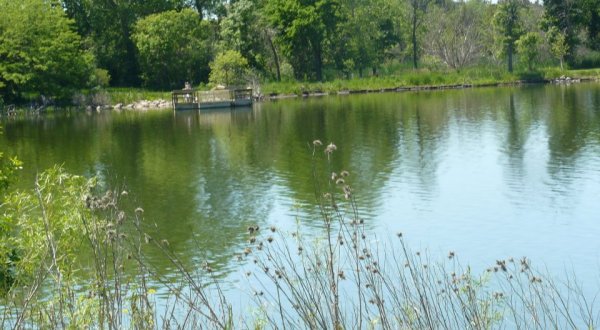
[1,145,598,329]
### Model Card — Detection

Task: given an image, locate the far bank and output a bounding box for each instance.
[2,67,600,113]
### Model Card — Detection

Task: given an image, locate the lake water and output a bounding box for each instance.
[2,83,600,293]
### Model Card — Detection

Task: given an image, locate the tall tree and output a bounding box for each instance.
[494,0,524,72]
[582,0,600,50]
[542,0,582,63]
[61,0,185,86]
[336,0,400,77]
[220,0,266,72]
[407,0,433,69]
[132,9,212,89]
[425,1,486,70]
[265,0,341,81]
[0,0,94,100]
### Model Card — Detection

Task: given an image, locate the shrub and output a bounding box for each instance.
[209,50,250,87]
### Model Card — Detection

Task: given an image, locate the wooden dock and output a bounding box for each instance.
[171,88,252,111]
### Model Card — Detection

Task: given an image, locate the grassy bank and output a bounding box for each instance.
[71,67,600,108]
[104,88,172,105]
[260,67,600,96]
[3,67,599,111]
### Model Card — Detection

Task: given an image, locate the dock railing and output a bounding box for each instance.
[171,88,253,110]
[171,89,198,107]
[198,90,232,103]
[232,88,253,101]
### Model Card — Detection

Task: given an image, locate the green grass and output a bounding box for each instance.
[261,67,517,96]
[99,67,600,105]
[260,66,600,96]
[529,67,600,81]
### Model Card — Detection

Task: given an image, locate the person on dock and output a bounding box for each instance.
[183,82,192,102]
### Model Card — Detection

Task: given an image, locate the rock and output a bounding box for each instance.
[113,103,123,110]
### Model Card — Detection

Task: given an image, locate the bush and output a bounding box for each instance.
[572,52,600,69]
[91,68,111,88]
[209,50,250,87]
[0,126,21,196]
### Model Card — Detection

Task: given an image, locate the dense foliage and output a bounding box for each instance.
[1,0,600,101]
[209,50,250,86]
[0,0,94,101]
[133,9,213,89]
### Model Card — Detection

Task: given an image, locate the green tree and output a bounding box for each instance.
[493,0,524,73]
[219,0,269,73]
[582,0,600,50]
[541,0,582,63]
[547,26,569,69]
[516,32,540,71]
[61,0,186,86]
[265,0,341,81]
[0,0,94,100]
[132,9,213,89]
[336,0,400,77]
[209,50,249,87]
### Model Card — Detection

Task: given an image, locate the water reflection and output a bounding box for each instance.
[2,83,600,286]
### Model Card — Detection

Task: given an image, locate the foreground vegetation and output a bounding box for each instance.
[2,0,600,106]
[0,140,598,329]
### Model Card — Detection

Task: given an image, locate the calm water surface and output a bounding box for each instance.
[2,83,600,291]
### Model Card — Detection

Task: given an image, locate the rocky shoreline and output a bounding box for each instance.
[88,99,171,111]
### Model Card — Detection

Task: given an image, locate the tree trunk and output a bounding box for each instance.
[265,30,281,81]
[314,45,323,81]
[508,42,513,73]
[560,57,564,70]
[412,6,418,69]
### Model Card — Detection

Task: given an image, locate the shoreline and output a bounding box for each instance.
[264,76,599,100]
[2,76,599,113]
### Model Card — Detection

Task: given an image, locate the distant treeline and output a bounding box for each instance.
[1,0,599,101]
